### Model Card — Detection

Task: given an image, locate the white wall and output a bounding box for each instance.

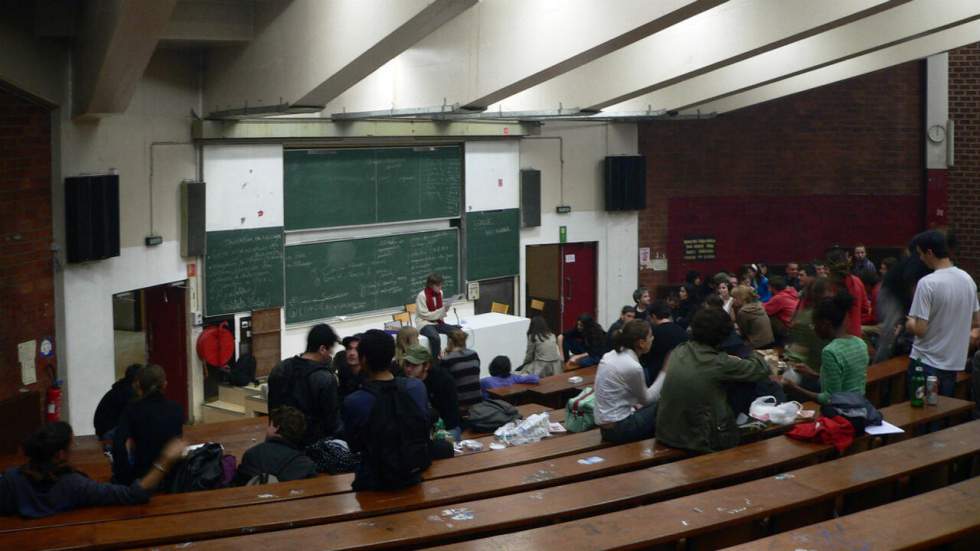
[55,51,202,435]
[518,122,639,327]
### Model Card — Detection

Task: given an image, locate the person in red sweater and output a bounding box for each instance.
[826,247,868,338]
[764,275,799,341]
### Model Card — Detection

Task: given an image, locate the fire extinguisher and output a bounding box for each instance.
[46,364,61,422]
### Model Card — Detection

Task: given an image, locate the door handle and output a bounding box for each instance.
[564,277,572,302]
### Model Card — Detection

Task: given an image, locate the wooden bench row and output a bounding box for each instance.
[2,398,964,549]
[156,397,975,551]
[724,475,980,551]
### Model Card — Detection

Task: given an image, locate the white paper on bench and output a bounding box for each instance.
[865,420,904,436]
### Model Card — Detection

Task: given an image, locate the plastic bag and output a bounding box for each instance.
[494,412,551,446]
[749,395,801,425]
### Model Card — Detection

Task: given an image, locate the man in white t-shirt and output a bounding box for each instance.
[905,230,980,397]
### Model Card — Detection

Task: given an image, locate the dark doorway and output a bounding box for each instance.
[142,282,189,416]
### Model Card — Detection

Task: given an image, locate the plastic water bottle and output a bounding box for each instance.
[911,361,926,408]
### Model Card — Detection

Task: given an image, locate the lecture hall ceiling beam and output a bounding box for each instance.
[485,0,908,114]
[683,17,980,115]
[610,0,980,115]
[203,0,476,118]
[324,0,726,117]
[72,0,178,117]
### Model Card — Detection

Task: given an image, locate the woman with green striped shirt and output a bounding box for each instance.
[782,291,868,404]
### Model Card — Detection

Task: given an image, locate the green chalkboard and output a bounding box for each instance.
[466,209,520,281]
[285,230,459,323]
[205,227,284,316]
[284,146,462,230]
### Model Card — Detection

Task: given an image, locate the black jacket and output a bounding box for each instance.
[93,377,135,440]
[0,467,149,518]
[424,364,460,431]
[233,437,317,485]
[111,393,183,485]
[331,351,364,401]
[269,356,341,446]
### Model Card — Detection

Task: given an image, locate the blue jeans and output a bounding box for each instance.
[420,322,458,359]
[600,402,658,444]
[907,359,958,399]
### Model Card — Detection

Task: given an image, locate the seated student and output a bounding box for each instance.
[439,330,482,412]
[785,277,833,391]
[93,363,142,442]
[111,365,184,485]
[732,285,775,349]
[782,292,869,405]
[332,334,364,400]
[606,305,636,344]
[559,314,607,369]
[523,316,563,377]
[655,308,772,453]
[401,344,462,442]
[480,356,540,398]
[633,287,653,322]
[342,330,432,492]
[764,275,799,341]
[643,299,689,385]
[703,295,752,359]
[415,272,459,359]
[785,261,803,291]
[594,320,665,444]
[234,406,317,485]
[392,326,419,376]
[1,422,184,518]
[268,324,342,447]
[716,280,735,319]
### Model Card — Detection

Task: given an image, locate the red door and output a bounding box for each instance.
[560,242,597,332]
[144,283,188,416]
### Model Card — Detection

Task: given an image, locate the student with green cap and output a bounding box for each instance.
[402,344,462,442]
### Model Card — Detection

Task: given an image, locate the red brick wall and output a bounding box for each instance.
[948,43,980,278]
[638,61,924,288]
[0,85,54,409]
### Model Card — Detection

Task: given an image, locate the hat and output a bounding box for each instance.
[341,333,362,348]
[403,344,432,365]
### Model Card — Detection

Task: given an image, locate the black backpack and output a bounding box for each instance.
[167,443,226,493]
[354,379,431,491]
[267,357,329,412]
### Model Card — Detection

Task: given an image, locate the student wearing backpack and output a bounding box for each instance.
[594,320,665,444]
[111,365,184,485]
[234,406,317,485]
[268,324,342,446]
[342,329,432,491]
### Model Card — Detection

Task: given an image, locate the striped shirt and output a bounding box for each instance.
[440,349,482,409]
[818,336,869,404]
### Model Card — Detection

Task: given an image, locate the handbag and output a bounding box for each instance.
[564,386,596,433]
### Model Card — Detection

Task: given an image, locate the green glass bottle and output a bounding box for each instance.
[911,361,926,408]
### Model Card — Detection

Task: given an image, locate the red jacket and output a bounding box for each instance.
[764,287,800,328]
[843,275,867,337]
[861,283,880,325]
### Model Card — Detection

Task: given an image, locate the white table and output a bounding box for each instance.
[417,313,530,378]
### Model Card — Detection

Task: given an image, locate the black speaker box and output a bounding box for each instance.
[65,175,120,262]
[181,181,206,257]
[604,155,646,211]
[520,169,541,227]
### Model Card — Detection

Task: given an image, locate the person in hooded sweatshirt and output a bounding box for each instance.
[93,363,142,441]
[763,275,800,344]
[0,422,184,518]
[111,365,184,485]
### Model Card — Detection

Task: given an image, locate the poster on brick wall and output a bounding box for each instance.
[683,237,716,260]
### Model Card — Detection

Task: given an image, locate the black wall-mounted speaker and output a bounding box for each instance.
[181,181,206,257]
[520,169,541,227]
[604,155,646,211]
[65,174,120,263]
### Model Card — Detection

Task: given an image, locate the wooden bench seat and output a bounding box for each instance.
[430,409,980,551]
[0,401,845,548]
[0,405,576,535]
[722,475,980,551]
[161,397,973,551]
